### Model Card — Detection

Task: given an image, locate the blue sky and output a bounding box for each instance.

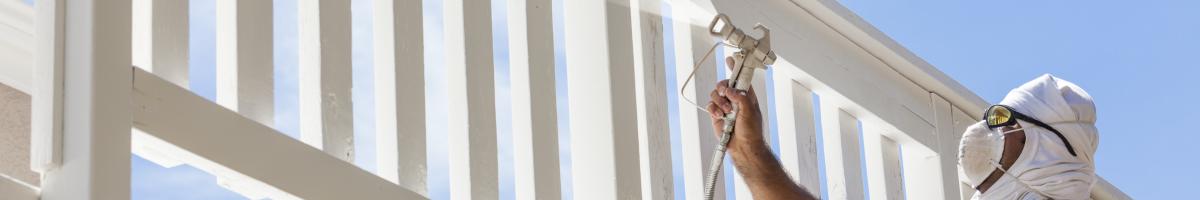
[11,0,1188,199]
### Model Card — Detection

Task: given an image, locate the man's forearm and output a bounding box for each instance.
[729,139,818,200]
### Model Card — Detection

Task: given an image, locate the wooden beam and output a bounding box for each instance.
[564,0,642,198]
[819,104,865,200]
[298,0,354,162]
[444,0,498,198]
[216,0,274,126]
[632,0,672,198]
[671,0,725,198]
[508,0,560,199]
[771,75,821,192]
[131,0,188,87]
[374,0,428,195]
[38,0,132,198]
[131,69,426,199]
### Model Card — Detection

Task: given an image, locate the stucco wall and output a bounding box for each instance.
[0,82,36,186]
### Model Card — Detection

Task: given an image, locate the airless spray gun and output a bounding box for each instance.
[682,14,777,200]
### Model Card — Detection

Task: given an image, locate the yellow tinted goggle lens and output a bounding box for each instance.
[987,106,1012,126]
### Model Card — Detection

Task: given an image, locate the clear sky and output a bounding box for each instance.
[11,0,1182,199]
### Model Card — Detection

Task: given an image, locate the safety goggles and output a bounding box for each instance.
[984,105,1077,157]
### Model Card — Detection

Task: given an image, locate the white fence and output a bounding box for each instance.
[0,0,1129,199]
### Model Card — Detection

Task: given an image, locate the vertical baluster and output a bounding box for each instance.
[671,0,724,198]
[38,0,132,198]
[632,0,672,198]
[445,0,498,198]
[900,141,943,200]
[820,104,865,200]
[31,0,64,173]
[563,0,642,198]
[508,0,560,198]
[374,0,427,195]
[131,0,188,87]
[771,69,821,192]
[216,0,274,126]
[862,124,903,200]
[298,0,353,161]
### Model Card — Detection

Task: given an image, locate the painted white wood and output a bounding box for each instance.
[38,0,132,198]
[771,73,821,192]
[130,69,427,199]
[785,0,989,118]
[631,0,672,199]
[564,0,643,198]
[444,0,498,198]
[862,124,903,200]
[819,104,864,200]
[900,140,944,200]
[925,93,958,200]
[374,0,428,195]
[0,174,38,200]
[708,0,938,150]
[0,0,34,93]
[671,0,725,198]
[298,0,354,162]
[216,0,274,126]
[507,0,560,199]
[131,0,188,87]
[30,0,62,173]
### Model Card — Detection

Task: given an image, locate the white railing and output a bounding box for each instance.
[0,0,1130,199]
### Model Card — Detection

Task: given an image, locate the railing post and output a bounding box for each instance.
[508,0,560,199]
[771,72,822,192]
[671,0,725,198]
[564,0,642,198]
[216,0,274,126]
[374,0,428,195]
[820,103,865,200]
[131,0,188,87]
[444,0,498,198]
[298,0,354,162]
[31,0,64,173]
[863,124,903,200]
[632,0,672,199]
[38,0,132,198]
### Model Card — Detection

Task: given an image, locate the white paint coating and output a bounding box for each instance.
[771,75,821,192]
[671,0,725,198]
[38,0,132,198]
[216,0,274,126]
[298,0,354,162]
[444,0,498,198]
[564,0,643,199]
[508,0,561,198]
[632,0,673,198]
[374,0,428,195]
[131,69,425,200]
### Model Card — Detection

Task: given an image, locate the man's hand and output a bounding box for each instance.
[706,58,766,153]
[704,57,818,200]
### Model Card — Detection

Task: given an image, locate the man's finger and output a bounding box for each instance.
[710,88,731,113]
[706,102,724,120]
[723,86,758,109]
[726,57,735,71]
